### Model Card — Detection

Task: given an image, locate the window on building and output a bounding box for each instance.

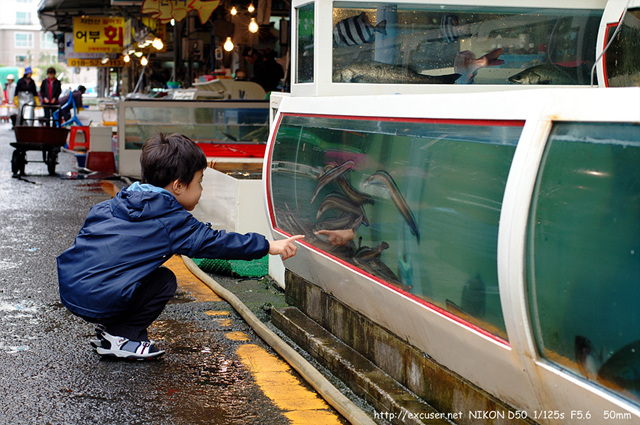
[15,55,28,66]
[16,12,32,25]
[15,33,33,48]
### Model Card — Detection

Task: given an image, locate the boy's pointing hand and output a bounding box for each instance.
[269,235,305,260]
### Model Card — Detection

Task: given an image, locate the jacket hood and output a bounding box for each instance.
[111,185,182,221]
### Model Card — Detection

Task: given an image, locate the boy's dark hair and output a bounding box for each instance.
[140,133,207,188]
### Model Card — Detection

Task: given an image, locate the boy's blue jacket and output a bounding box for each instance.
[57,183,269,319]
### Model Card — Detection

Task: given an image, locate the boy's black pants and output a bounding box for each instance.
[82,267,177,341]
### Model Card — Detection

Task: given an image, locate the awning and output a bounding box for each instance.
[38,0,141,33]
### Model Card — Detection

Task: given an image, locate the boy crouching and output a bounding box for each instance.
[57,133,303,360]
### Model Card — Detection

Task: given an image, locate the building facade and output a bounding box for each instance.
[0,0,57,75]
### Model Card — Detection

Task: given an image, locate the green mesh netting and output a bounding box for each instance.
[192,255,268,278]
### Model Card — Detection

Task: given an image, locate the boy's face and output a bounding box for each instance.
[166,169,204,211]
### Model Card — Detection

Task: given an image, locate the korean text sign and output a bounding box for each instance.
[73,17,126,53]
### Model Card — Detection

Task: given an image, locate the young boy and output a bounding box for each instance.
[57,133,303,360]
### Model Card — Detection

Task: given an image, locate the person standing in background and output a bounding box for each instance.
[243,48,284,94]
[40,67,62,126]
[15,67,38,126]
[5,74,17,106]
[4,74,17,127]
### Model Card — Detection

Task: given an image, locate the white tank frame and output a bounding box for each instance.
[290,0,625,97]
[263,87,640,423]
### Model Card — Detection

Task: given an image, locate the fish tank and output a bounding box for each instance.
[268,113,524,340]
[603,7,640,87]
[527,121,640,404]
[329,3,603,85]
[117,99,269,178]
[119,100,269,150]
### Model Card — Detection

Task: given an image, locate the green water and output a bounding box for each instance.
[271,115,522,339]
[528,121,640,403]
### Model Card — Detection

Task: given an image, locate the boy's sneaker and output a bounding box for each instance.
[95,330,164,360]
[90,325,155,349]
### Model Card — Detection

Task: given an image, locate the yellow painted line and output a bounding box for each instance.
[236,344,344,425]
[204,310,232,326]
[225,331,250,341]
[218,318,232,327]
[164,255,343,423]
[163,256,222,302]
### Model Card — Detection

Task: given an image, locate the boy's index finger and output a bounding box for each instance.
[288,235,305,242]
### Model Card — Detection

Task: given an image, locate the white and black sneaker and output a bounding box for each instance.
[95,330,165,360]
[90,325,156,349]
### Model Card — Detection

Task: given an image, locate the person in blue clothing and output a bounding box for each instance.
[57,133,303,360]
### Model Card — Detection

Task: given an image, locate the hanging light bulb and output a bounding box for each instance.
[170,19,175,26]
[101,54,109,64]
[123,53,130,63]
[223,37,234,52]
[134,51,143,58]
[152,37,164,50]
[247,3,255,13]
[140,56,148,66]
[248,17,258,33]
[230,6,237,16]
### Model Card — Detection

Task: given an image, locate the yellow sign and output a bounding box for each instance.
[141,0,221,25]
[74,17,126,54]
[68,58,127,67]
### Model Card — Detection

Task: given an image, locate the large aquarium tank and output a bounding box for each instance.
[527,121,640,405]
[120,100,269,150]
[269,114,524,339]
[603,7,640,87]
[330,2,603,85]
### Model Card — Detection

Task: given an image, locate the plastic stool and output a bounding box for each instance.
[67,126,90,151]
[86,151,116,173]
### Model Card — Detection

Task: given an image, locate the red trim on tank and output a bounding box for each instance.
[601,22,619,88]
[264,112,514,348]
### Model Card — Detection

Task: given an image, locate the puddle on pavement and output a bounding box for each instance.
[76,182,104,192]
[148,318,289,424]
[167,290,195,304]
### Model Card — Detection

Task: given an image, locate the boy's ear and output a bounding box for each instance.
[170,179,185,194]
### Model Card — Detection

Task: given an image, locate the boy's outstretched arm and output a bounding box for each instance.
[269,235,305,260]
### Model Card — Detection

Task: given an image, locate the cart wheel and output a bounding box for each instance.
[46,150,58,176]
[11,150,26,176]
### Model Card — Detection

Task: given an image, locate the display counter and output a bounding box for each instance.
[117,99,269,177]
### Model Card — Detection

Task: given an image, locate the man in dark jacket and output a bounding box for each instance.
[39,67,62,126]
[57,133,303,360]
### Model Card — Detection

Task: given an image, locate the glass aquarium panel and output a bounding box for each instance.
[122,102,269,150]
[527,122,640,404]
[604,8,640,87]
[332,2,602,85]
[270,115,523,339]
[297,3,315,83]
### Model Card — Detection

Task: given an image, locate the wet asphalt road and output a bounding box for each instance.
[0,121,347,425]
